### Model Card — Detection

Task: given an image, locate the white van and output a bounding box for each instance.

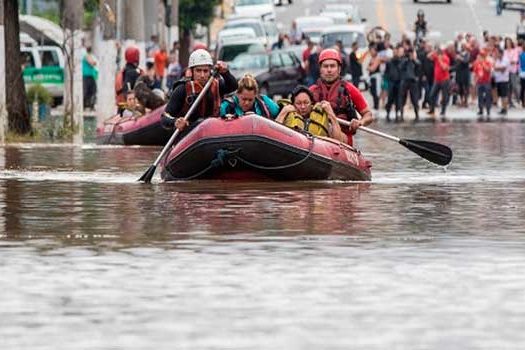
[20,45,65,105]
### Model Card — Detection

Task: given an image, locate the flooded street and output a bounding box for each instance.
[1,122,525,349]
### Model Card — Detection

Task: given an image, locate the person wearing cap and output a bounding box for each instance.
[115,46,143,105]
[162,49,238,134]
[309,48,374,146]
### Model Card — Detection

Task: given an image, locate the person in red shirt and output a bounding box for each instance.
[472,48,493,119]
[154,43,169,87]
[309,49,374,145]
[427,46,451,119]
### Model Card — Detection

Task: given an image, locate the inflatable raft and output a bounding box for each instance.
[96,105,171,145]
[160,114,372,181]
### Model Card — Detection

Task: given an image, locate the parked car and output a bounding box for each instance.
[319,24,367,52]
[223,17,271,47]
[295,16,335,44]
[322,4,364,24]
[229,50,305,97]
[232,0,276,21]
[21,45,65,105]
[218,27,258,44]
[319,11,350,25]
[216,39,266,63]
[496,0,525,15]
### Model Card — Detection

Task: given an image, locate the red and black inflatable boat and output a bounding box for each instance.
[96,105,171,145]
[160,114,372,181]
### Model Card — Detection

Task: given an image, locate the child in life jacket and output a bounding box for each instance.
[275,85,347,143]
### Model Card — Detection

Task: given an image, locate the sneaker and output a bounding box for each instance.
[498,109,507,115]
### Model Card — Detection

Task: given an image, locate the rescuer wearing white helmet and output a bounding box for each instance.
[162,48,238,133]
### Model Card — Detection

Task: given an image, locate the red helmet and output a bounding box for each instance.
[125,46,140,64]
[319,48,342,65]
[193,42,208,51]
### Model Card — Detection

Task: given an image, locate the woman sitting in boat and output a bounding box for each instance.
[275,85,347,143]
[161,49,238,133]
[219,74,280,119]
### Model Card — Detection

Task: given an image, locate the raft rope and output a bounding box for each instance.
[169,134,316,180]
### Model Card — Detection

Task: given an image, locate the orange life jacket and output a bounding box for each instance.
[181,79,221,118]
[115,67,143,105]
[310,79,358,145]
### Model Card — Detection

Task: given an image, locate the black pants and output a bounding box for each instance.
[400,80,419,118]
[386,80,401,115]
[520,78,525,105]
[83,76,97,109]
[369,76,380,110]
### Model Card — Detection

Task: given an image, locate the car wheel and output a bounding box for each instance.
[260,83,270,97]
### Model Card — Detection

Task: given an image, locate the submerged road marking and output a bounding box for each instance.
[395,0,407,34]
[376,0,388,30]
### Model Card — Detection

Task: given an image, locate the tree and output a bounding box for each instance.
[3,0,30,135]
[60,0,84,143]
[178,0,217,67]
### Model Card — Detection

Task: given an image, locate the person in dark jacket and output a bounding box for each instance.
[349,41,363,88]
[418,40,434,109]
[384,44,403,121]
[399,47,421,121]
[161,49,238,136]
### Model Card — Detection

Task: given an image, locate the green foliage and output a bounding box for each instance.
[179,0,218,32]
[26,84,53,106]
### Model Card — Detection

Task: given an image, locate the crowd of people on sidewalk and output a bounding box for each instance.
[299,10,525,122]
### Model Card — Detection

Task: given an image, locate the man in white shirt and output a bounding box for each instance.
[493,47,510,115]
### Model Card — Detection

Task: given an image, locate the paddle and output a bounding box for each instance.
[138,74,216,183]
[337,118,453,166]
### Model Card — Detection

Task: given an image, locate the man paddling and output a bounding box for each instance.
[161,49,237,134]
[309,48,374,146]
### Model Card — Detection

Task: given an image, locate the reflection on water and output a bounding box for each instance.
[1,123,525,349]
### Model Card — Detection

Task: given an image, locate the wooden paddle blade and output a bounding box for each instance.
[399,139,453,166]
[138,165,157,183]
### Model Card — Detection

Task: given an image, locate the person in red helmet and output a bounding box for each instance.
[193,42,208,51]
[309,48,374,145]
[115,46,143,104]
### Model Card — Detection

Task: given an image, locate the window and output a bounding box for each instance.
[39,50,60,67]
[271,53,283,68]
[21,51,35,68]
[281,53,295,67]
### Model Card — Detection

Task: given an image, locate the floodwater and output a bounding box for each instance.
[1,122,524,350]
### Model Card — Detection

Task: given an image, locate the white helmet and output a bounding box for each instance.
[188,49,213,68]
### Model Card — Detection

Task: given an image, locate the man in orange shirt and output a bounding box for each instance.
[472,49,493,120]
[154,43,169,88]
[427,46,451,119]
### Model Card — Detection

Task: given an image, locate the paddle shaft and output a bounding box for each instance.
[150,75,215,169]
[336,117,400,142]
[138,74,217,183]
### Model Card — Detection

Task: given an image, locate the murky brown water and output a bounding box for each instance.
[1,122,525,349]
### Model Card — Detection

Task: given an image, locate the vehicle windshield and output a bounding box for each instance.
[220,43,265,62]
[321,31,366,48]
[230,53,269,70]
[236,0,269,6]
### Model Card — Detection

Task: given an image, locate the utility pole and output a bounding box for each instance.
[0,0,6,143]
[96,0,117,127]
[62,0,84,144]
[124,0,146,67]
